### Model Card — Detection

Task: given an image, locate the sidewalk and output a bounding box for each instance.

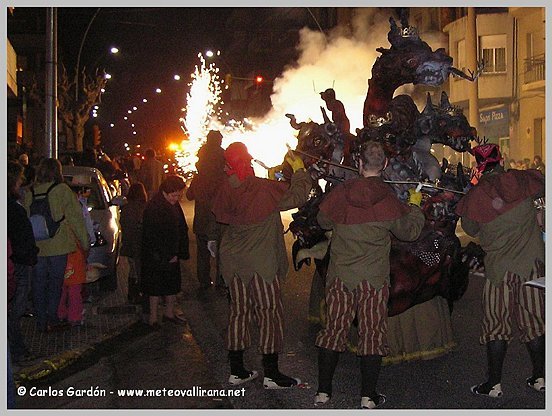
[13,258,143,385]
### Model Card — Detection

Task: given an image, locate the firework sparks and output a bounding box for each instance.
[172,52,298,177]
[174,53,223,173]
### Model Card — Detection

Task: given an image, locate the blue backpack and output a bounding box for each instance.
[29,183,65,241]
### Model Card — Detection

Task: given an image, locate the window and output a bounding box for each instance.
[523,31,544,83]
[479,34,507,74]
[66,180,105,210]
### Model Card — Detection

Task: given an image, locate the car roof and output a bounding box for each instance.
[62,166,104,180]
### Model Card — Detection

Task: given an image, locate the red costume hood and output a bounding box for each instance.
[320,176,410,224]
[212,175,290,225]
[455,168,544,223]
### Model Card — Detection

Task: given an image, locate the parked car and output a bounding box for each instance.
[62,166,125,290]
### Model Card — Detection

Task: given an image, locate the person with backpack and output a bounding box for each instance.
[23,158,90,333]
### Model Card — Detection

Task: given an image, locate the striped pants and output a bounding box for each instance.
[226,274,284,354]
[480,261,545,344]
[316,278,390,356]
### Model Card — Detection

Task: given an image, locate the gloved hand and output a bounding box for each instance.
[207,240,217,258]
[407,188,422,207]
[267,165,282,180]
[284,151,305,173]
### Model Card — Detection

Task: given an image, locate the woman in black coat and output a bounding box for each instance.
[120,182,148,304]
[141,175,189,327]
[7,160,39,362]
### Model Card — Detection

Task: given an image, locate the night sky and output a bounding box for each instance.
[10,6,340,155]
[55,7,242,154]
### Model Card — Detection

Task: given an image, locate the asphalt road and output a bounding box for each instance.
[179,201,546,410]
[14,200,545,411]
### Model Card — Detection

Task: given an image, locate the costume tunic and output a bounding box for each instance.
[212,170,312,286]
[455,167,544,285]
[317,176,425,291]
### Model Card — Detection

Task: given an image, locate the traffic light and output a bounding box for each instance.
[255,75,264,90]
[225,73,232,88]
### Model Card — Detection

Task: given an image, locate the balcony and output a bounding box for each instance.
[523,53,545,84]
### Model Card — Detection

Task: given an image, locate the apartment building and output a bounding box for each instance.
[444,7,545,163]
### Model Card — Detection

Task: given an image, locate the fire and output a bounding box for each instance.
[174,53,300,177]
[173,13,406,176]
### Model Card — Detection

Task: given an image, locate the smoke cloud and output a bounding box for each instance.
[217,8,450,170]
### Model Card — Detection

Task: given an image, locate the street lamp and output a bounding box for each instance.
[75,7,101,101]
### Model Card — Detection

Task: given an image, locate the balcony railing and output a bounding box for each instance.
[524,53,545,84]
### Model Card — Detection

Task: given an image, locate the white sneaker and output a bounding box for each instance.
[527,377,545,392]
[360,394,386,409]
[228,370,258,385]
[263,375,301,389]
[470,382,503,398]
[314,392,330,406]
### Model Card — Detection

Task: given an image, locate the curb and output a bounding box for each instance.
[14,319,146,386]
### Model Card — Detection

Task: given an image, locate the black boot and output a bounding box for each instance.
[262,353,300,389]
[228,350,258,385]
[525,335,545,391]
[359,354,386,408]
[315,347,339,405]
[471,340,507,397]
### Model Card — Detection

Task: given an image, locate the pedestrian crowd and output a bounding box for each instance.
[6,144,192,408]
[7,135,545,409]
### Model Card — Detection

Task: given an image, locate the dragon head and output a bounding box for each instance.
[384,16,454,88]
[417,92,477,153]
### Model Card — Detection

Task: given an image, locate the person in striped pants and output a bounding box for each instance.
[314,141,425,408]
[212,142,312,389]
[456,142,545,398]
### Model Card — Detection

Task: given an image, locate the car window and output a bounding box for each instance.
[64,176,107,210]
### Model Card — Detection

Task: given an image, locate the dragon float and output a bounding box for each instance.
[281,12,484,322]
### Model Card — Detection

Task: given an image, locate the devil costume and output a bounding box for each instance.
[455,143,545,397]
[212,142,312,389]
[315,176,425,354]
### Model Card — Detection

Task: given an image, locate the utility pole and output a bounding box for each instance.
[466,7,479,134]
[464,7,479,166]
[45,7,58,158]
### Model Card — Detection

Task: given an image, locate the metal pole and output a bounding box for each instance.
[466,7,479,167]
[45,7,58,158]
[75,8,101,101]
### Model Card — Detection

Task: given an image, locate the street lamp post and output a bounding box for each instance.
[45,7,58,158]
[75,7,101,101]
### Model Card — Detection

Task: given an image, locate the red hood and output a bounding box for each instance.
[456,168,544,223]
[320,176,410,224]
[212,175,289,225]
